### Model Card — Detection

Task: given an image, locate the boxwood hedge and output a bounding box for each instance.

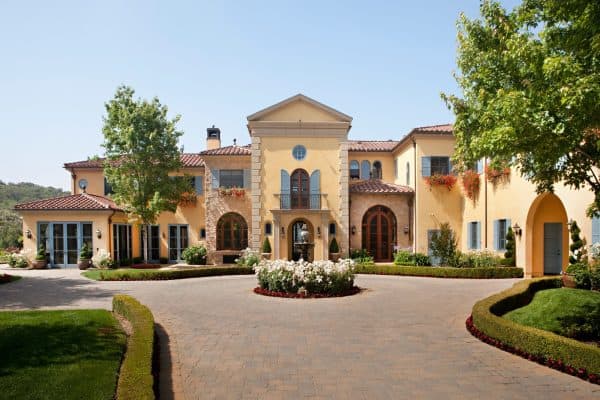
[355,264,524,279]
[86,266,254,281]
[113,295,155,400]
[471,278,600,377]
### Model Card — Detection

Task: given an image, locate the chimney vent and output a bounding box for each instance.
[206,126,221,150]
[233,138,237,146]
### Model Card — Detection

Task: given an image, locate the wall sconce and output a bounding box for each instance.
[512,223,522,237]
[280,227,285,237]
[351,225,356,235]
[26,229,32,239]
[96,229,102,239]
[403,225,409,234]
[317,227,321,238]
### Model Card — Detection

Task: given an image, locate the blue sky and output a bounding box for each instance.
[0,0,520,190]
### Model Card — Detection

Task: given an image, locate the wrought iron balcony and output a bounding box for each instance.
[277,193,325,210]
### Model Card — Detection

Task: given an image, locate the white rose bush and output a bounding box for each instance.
[253,258,357,297]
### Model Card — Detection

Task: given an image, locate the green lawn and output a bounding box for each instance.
[0,310,126,400]
[504,288,600,341]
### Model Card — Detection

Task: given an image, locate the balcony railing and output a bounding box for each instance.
[278,193,324,210]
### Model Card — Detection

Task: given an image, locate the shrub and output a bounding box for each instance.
[504,227,516,266]
[87,266,253,281]
[112,295,155,400]
[457,250,503,268]
[132,257,143,264]
[8,251,30,268]
[79,243,92,260]
[261,237,271,254]
[236,248,260,267]
[393,250,431,266]
[471,278,600,377]
[413,253,431,266]
[350,249,374,265]
[181,244,207,265]
[591,268,600,291]
[254,259,355,295]
[430,222,457,266]
[35,245,46,261]
[329,237,340,253]
[569,221,587,265]
[570,263,592,290]
[355,264,523,278]
[92,249,114,269]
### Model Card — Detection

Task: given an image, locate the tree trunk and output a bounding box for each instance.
[142,224,149,264]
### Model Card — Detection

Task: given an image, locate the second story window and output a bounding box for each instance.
[422,156,451,177]
[349,160,360,179]
[372,161,382,179]
[219,170,244,188]
[104,177,114,195]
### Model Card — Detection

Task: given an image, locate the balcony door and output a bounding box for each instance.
[291,169,310,209]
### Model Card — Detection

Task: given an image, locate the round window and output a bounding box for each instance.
[292,145,307,161]
[78,179,88,190]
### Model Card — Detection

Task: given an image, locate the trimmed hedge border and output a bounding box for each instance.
[85,266,254,281]
[113,295,155,400]
[470,278,600,384]
[0,274,21,284]
[355,264,524,279]
[253,286,361,299]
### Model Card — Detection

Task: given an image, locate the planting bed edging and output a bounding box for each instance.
[470,278,600,384]
[253,286,361,299]
[355,264,523,279]
[84,266,253,281]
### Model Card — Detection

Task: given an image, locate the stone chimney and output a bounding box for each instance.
[206,125,221,150]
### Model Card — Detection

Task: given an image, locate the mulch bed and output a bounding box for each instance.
[466,315,599,385]
[253,286,361,299]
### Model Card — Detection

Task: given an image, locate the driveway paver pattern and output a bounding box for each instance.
[1,267,599,399]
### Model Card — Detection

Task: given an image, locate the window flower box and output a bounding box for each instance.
[424,174,457,190]
[485,165,510,183]
[219,187,245,198]
[179,192,197,206]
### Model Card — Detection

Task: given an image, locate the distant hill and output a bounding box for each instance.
[0,181,69,248]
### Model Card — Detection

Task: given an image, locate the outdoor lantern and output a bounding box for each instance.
[26,229,32,239]
[512,223,522,237]
[96,229,102,239]
[280,226,285,237]
[351,225,356,235]
[317,227,321,238]
[403,225,410,234]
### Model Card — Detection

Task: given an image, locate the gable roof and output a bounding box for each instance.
[392,124,454,152]
[348,140,400,152]
[64,153,205,169]
[198,144,251,156]
[246,93,353,122]
[14,193,122,211]
[349,179,413,194]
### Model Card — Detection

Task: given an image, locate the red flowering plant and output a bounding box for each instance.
[218,187,232,196]
[485,164,511,184]
[179,192,197,206]
[231,187,245,198]
[461,169,481,200]
[424,174,457,191]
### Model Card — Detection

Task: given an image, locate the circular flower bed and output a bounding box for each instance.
[253,259,358,298]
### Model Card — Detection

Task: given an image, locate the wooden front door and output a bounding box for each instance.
[362,206,396,262]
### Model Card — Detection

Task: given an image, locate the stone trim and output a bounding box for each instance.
[250,136,262,250]
[339,140,350,257]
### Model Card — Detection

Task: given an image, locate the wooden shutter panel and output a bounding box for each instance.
[280,169,290,209]
[310,170,320,209]
[593,217,600,245]
[243,169,251,189]
[211,169,219,189]
[476,159,484,174]
[360,160,371,180]
[467,222,473,250]
[195,176,203,195]
[421,157,431,177]
[447,157,453,175]
[476,222,481,250]
[493,220,499,250]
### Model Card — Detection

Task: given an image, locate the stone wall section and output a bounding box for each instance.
[250,136,262,251]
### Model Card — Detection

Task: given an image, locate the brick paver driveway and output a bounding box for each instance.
[1,268,598,399]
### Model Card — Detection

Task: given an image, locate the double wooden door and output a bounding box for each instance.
[363,206,396,262]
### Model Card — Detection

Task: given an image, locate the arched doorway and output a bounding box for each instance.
[362,205,397,262]
[216,213,248,250]
[291,169,310,209]
[525,193,568,276]
[288,219,314,261]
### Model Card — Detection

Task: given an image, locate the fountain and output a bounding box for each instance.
[293,223,314,261]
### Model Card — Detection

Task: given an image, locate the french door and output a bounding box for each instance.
[41,222,91,268]
[113,224,132,265]
[362,206,396,262]
[290,169,310,209]
[169,225,188,262]
[140,225,160,262]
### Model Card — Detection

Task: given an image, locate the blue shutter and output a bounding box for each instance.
[243,169,251,189]
[493,220,500,250]
[310,170,320,209]
[280,169,290,209]
[360,160,371,180]
[211,169,219,189]
[195,176,203,195]
[592,217,600,244]
[476,222,481,250]
[506,219,511,241]
[467,223,473,250]
[447,157,453,175]
[476,159,484,174]
[421,157,431,177]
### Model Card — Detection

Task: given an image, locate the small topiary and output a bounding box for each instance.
[79,242,92,260]
[181,245,207,265]
[35,245,46,261]
[569,221,587,264]
[329,237,340,253]
[261,237,271,254]
[504,227,516,266]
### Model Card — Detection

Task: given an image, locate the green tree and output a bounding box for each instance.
[102,86,191,263]
[443,0,600,217]
[430,222,457,266]
[504,227,516,266]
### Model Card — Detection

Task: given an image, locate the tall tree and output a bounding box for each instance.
[443,0,600,216]
[102,86,190,263]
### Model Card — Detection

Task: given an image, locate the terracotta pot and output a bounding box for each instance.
[261,253,271,260]
[78,259,91,270]
[32,260,47,269]
[562,273,576,289]
[330,253,340,262]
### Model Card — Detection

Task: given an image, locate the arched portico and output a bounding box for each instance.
[525,193,569,277]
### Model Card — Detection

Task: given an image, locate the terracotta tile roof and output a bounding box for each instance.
[14,193,122,211]
[198,144,252,156]
[348,140,400,152]
[411,124,453,134]
[64,153,205,169]
[349,179,413,194]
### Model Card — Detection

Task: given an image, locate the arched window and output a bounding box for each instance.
[372,161,382,179]
[349,160,360,180]
[360,160,371,180]
[217,213,248,250]
[290,169,310,209]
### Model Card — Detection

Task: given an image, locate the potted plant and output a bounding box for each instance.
[32,245,47,269]
[78,243,93,270]
[261,237,272,260]
[329,237,340,261]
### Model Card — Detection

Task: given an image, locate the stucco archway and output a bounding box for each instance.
[287,218,314,261]
[525,193,569,277]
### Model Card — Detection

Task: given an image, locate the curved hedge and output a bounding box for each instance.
[85,266,254,281]
[355,264,523,279]
[113,295,155,400]
[471,278,600,382]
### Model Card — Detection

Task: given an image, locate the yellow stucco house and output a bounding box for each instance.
[15,94,600,277]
